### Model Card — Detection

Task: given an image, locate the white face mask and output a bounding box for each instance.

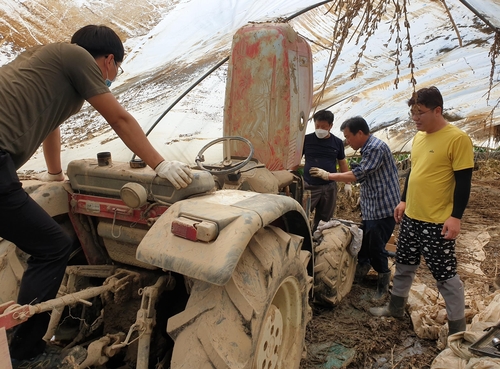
[315,129,329,139]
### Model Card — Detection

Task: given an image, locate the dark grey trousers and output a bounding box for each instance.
[0,150,72,360]
[305,181,338,232]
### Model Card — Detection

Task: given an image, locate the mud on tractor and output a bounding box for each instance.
[0,23,356,368]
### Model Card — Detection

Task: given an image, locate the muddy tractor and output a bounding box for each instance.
[0,23,356,368]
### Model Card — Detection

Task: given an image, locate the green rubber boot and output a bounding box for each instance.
[448,317,466,336]
[354,263,371,284]
[369,294,407,319]
[373,272,391,300]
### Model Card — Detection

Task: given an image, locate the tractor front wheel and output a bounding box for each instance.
[314,224,356,306]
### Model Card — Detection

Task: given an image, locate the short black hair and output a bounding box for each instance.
[408,86,443,111]
[340,116,370,135]
[71,25,124,63]
[313,110,334,125]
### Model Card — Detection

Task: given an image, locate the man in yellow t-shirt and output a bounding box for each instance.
[370,86,474,336]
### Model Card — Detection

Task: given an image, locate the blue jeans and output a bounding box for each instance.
[358,217,396,274]
[0,150,72,360]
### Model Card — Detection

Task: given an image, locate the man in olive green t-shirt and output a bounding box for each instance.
[0,25,193,366]
[370,86,474,336]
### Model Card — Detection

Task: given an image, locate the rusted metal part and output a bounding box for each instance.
[223,23,313,171]
[0,301,30,330]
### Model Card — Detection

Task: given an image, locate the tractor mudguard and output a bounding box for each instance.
[22,180,70,217]
[136,189,310,286]
[0,239,25,304]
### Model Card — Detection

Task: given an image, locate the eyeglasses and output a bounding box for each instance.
[408,109,432,118]
[114,61,124,77]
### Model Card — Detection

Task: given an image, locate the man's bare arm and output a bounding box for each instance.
[87,92,164,169]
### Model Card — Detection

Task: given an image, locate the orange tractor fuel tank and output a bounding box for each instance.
[223,23,313,171]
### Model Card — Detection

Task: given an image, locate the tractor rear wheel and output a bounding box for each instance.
[313,224,356,306]
[167,225,312,369]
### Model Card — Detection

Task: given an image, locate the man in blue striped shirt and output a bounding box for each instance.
[310,116,400,299]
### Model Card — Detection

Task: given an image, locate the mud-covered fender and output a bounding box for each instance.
[0,239,25,304]
[136,189,310,286]
[21,180,70,217]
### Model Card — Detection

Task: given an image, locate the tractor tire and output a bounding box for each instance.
[313,224,356,306]
[167,225,312,369]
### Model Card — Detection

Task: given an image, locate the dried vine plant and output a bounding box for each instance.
[311,0,498,108]
[350,0,388,80]
[485,31,500,142]
[313,0,365,107]
[311,0,420,109]
[488,31,500,101]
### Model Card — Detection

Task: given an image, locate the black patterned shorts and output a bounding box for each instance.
[396,214,457,281]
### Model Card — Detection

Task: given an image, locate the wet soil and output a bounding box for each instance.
[300,159,500,369]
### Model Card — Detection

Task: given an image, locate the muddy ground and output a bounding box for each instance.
[300,159,500,369]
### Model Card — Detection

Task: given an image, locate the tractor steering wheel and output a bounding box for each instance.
[195,136,254,175]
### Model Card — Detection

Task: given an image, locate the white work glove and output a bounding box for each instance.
[34,171,65,182]
[309,167,330,181]
[344,183,352,197]
[155,160,193,189]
